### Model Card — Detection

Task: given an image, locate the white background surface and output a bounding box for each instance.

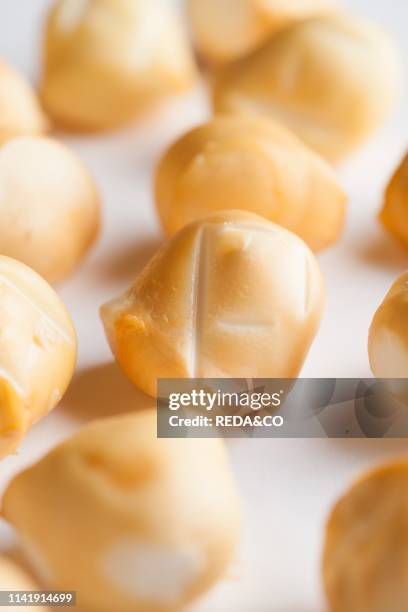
[0,1,408,610]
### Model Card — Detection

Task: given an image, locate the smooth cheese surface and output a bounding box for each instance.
[156,115,347,250]
[101,210,325,397]
[3,411,241,612]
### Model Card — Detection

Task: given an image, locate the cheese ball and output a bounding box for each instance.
[0,256,76,459]
[155,116,346,251]
[213,14,400,161]
[3,411,241,612]
[368,273,408,378]
[101,210,325,397]
[0,136,100,283]
[380,153,408,248]
[323,460,408,612]
[41,0,197,131]
[0,556,50,611]
[0,61,48,145]
[188,0,334,65]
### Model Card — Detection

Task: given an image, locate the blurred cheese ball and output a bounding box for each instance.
[0,256,76,459]
[101,210,324,397]
[155,115,346,251]
[0,136,100,283]
[0,556,50,611]
[368,273,408,378]
[380,152,408,248]
[0,61,48,145]
[323,460,408,612]
[3,411,241,612]
[213,14,400,161]
[188,0,334,65]
[41,0,197,131]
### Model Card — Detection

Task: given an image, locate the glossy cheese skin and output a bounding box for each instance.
[101,210,325,397]
[368,272,408,378]
[0,256,76,458]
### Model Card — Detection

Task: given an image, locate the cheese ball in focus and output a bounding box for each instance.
[323,460,408,612]
[188,0,334,65]
[380,153,408,248]
[0,556,50,611]
[0,136,100,283]
[368,273,408,378]
[3,411,241,612]
[41,0,197,131]
[0,256,76,459]
[155,116,346,251]
[101,210,325,397]
[213,14,400,161]
[0,61,48,144]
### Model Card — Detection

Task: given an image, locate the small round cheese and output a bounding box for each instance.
[323,460,408,612]
[101,210,325,397]
[3,410,241,612]
[0,136,100,283]
[213,14,401,161]
[380,152,408,248]
[368,272,408,378]
[0,256,76,458]
[41,0,197,131]
[0,60,48,144]
[155,115,347,251]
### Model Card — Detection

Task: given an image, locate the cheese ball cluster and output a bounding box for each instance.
[0,61,48,144]
[323,460,408,612]
[0,256,76,458]
[155,115,346,251]
[213,14,400,161]
[0,1,407,612]
[41,0,197,131]
[3,410,241,612]
[188,0,334,65]
[101,210,325,397]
